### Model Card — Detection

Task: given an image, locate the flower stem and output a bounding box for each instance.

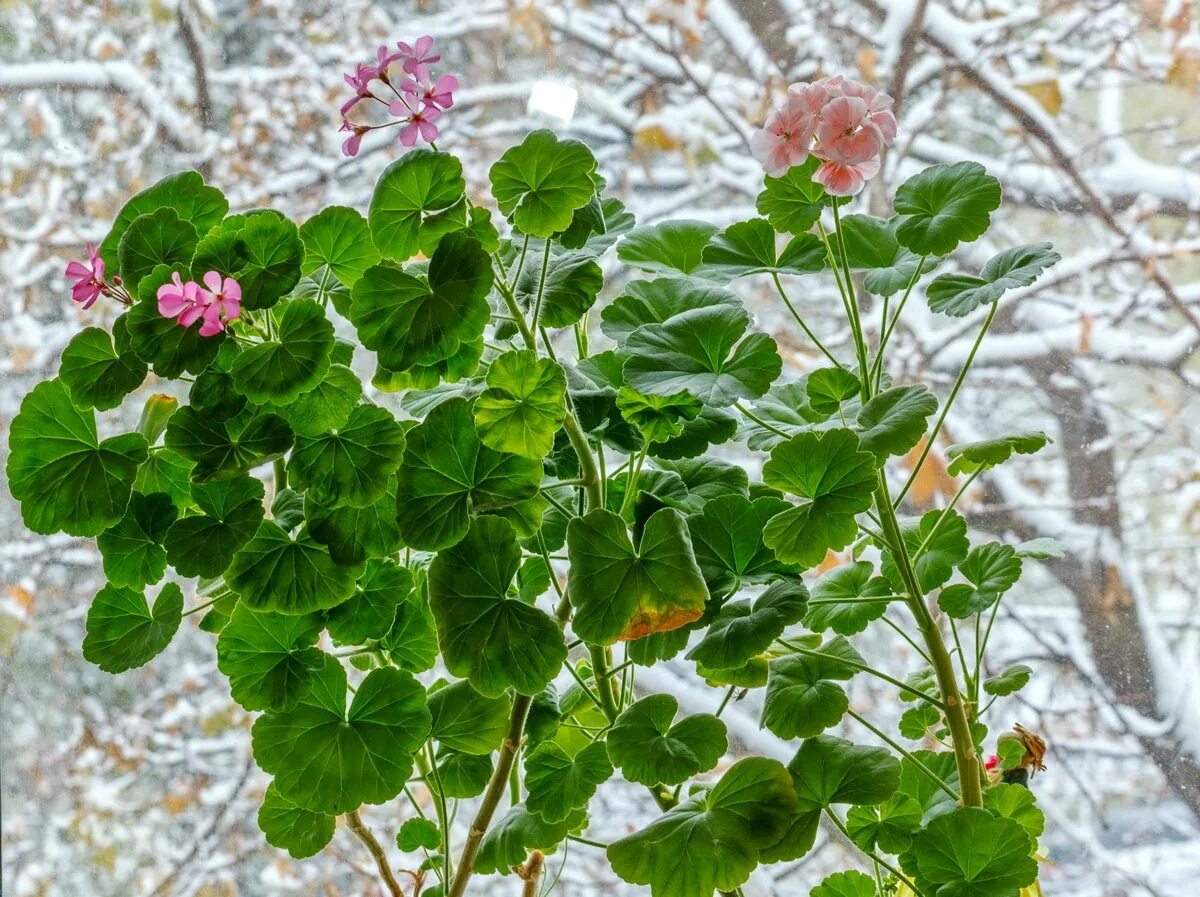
[345,809,405,897]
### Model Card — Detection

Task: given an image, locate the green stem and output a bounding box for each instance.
[588,644,622,722]
[912,471,980,560]
[715,685,737,718]
[181,595,221,618]
[781,640,946,709]
[529,238,554,333]
[510,233,531,291]
[419,744,454,885]
[825,809,926,897]
[870,254,927,390]
[734,400,790,439]
[847,709,958,801]
[273,458,287,494]
[345,809,405,897]
[895,303,998,507]
[873,472,982,806]
[770,273,845,369]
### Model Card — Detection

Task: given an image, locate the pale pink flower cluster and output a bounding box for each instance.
[750,75,898,196]
[339,36,458,157]
[157,271,241,337]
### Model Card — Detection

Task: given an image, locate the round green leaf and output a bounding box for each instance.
[806,367,861,418]
[514,246,603,328]
[276,364,361,437]
[617,219,719,277]
[700,219,825,281]
[163,475,265,578]
[686,494,799,598]
[124,266,223,378]
[938,543,1022,618]
[288,403,407,508]
[855,385,938,460]
[324,558,411,644]
[8,379,149,536]
[299,205,380,286]
[838,214,939,297]
[624,304,781,407]
[846,796,924,855]
[805,561,894,636]
[97,492,177,588]
[306,483,403,568]
[945,431,1050,476]
[893,162,1002,256]
[789,735,901,809]
[258,782,335,859]
[427,515,567,696]
[983,663,1033,698]
[812,870,876,897]
[687,579,807,669]
[600,277,740,345]
[927,243,1060,317]
[607,757,796,897]
[881,509,969,593]
[251,657,431,814]
[164,407,293,483]
[526,739,613,823]
[983,783,1045,839]
[59,324,147,411]
[230,299,333,404]
[381,583,440,674]
[99,170,227,271]
[395,397,542,550]
[566,507,708,645]
[762,429,877,567]
[474,350,567,459]
[227,520,361,615]
[755,157,831,235]
[118,207,198,289]
[396,817,441,853]
[195,213,303,311]
[428,679,512,755]
[761,636,862,739]
[900,806,1038,897]
[216,602,325,711]
[489,130,597,237]
[369,149,466,261]
[82,582,183,673]
[617,388,702,443]
[607,694,727,786]
[134,448,194,509]
[476,805,584,875]
[435,748,494,798]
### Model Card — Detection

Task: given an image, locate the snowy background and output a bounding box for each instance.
[2,1,1199,895]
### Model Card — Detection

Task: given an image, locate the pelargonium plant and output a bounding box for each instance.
[11,37,1064,897]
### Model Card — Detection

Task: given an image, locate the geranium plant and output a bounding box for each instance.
[9,39,1063,897]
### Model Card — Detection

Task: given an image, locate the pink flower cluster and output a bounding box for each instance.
[157,271,241,337]
[751,75,898,196]
[339,36,458,157]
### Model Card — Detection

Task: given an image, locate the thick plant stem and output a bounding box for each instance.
[588,644,621,721]
[345,809,406,897]
[873,472,982,806]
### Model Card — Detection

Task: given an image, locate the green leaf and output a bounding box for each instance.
[369,148,466,261]
[739,377,857,451]
[700,219,825,280]
[983,783,1045,839]
[118,207,198,289]
[755,157,830,234]
[99,170,227,271]
[8,379,149,536]
[325,559,411,644]
[566,508,708,644]
[688,580,807,670]
[600,277,740,344]
[82,582,183,673]
[686,495,799,597]
[617,219,720,277]
[435,748,494,798]
[134,448,193,509]
[97,492,177,588]
[59,324,147,411]
[893,162,1003,256]
[428,679,512,755]
[381,582,440,673]
[1014,537,1066,560]
[651,407,738,460]
[252,657,431,814]
[617,388,702,443]
[900,806,1037,897]
[899,704,941,740]
[299,205,380,286]
[806,367,861,417]
[474,350,567,459]
[350,233,492,372]
[606,693,726,786]
[762,429,877,567]
[476,805,584,874]
[230,299,333,404]
[428,516,567,696]
[216,603,325,711]
[165,407,293,483]
[395,397,542,550]
[526,739,613,823]
[846,796,924,855]
[805,561,893,636]
[608,757,797,897]
[288,404,407,508]
[624,304,781,407]
[307,484,403,568]
[938,543,1022,618]
[882,509,969,593]
[811,871,876,897]
[761,636,862,739]
[193,212,304,311]
[983,663,1033,697]
[838,214,939,297]
[927,243,1060,317]
[855,385,938,460]
[258,782,335,859]
[276,364,361,437]
[190,366,246,422]
[945,432,1051,476]
[514,246,603,328]
[396,817,442,853]
[124,266,222,378]
[489,130,598,237]
[163,475,265,578]
[227,520,361,615]
[655,456,749,512]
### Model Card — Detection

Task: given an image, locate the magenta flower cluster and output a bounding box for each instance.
[751,75,898,196]
[157,271,241,337]
[339,36,458,157]
[64,244,113,310]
